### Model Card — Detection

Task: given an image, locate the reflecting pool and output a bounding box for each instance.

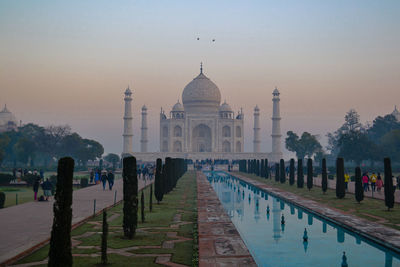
[205,171,400,267]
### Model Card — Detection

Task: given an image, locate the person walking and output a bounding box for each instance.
[42,178,53,201]
[376,173,383,193]
[90,169,94,184]
[370,172,377,192]
[344,173,350,191]
[101,170,108,191]
[107,170,115,190]
[33,176,40,200]
[362,173,369,192]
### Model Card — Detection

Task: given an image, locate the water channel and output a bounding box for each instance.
[205,171,400,267]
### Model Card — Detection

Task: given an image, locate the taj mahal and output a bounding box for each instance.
[122,64,283,162]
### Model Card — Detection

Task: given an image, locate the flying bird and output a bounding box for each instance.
[212,39,215,42]
[197,37,200,40]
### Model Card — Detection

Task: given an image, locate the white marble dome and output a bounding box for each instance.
[182,71,221,113]
[219,101,233,112]
[172,101,184,112]
[0,105,18,132]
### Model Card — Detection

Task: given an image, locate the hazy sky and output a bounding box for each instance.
[1,1,399,157]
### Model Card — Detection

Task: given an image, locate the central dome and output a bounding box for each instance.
[182,71,221,113]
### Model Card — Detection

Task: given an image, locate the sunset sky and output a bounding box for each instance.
[1,1,399,157]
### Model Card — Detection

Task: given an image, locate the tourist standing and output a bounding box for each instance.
[42,178,53,201]
[107,170,114,190]
[370,172,377,192]
[344,173,350,191]
[376,173,383,192]
[362,173,369,192]
[90,169,94,183]
[101,171,108,190]
[33,176,40,200]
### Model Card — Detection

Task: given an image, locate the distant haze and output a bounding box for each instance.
[1,1,399,157]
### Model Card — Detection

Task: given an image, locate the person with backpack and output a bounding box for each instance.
[370,172,377,192]
[362,173,369,192]
[41,178,53,201]
[376,173,383,192]
[101,170,108,191]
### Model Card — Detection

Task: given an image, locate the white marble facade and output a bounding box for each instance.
[159,66,244,153]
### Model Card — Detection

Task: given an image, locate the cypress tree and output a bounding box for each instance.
[265,159,269,179]
[48,157,74,267]
[297,159,304,188]
[336,158,345,199]
[101,210,108,265]
[280,159,286,183]
[321,158,328,194]
[307,158,313,190]
[247,160,251,173]
[149,184,153,212]
[256,160,260,176]
[165,157,172,193]
[355,166,363,203]
[384,158,394,211]
[261,159,265,177]
[275,163,280,182]
[122,156,138,239]
[289,159,295,185]
[141,191,145,223]
[154,158,163,204]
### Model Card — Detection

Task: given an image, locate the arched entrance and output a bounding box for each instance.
[192,124,212,152]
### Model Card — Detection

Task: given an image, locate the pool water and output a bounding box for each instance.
[206,171,400,267]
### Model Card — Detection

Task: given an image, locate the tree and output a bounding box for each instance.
[337,130,373,165]
[104,153,120,169]
[149,184,153,212]
[380,130,400,162]
[297,159,304,188]
[280,159,285,183]
[275,163,279,182]
[0,133,10,166]
[14,137,36,165]
[344,109,362,132]
[48,157,74,267]
[264,159,269,178]
[141,191,145,223]
[384,158,394,211]
[154,159,163,203]
[355,167,363,203]
[123,156,138,239]
[101,210,108,265]
[289,159,295,185]
[285,131,322,160]
[336,158,345,199]
[321,158,328,194]
[368,114,400,143]
[307,158,313,190]
[261,159,264,177]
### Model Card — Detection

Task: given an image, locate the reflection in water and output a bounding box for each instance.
[273,198,282,242]
[206,172,400,267]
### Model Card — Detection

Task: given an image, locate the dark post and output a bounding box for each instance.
[336,158,345,199]
[154,158,163,204]
[384,158,394,211]
[321,158,328,194]
[280,159,286,183]
[307,158,313,190]
[265,159,269,179]
[149,184,153,212]
[289,159,295,185]
[122,156,138,239]
[275,163,280,182]
[141,190,145,223]
[297,159,304,188]
[355,166,364,203]
[48,157,74,267]
[101,210,108,265]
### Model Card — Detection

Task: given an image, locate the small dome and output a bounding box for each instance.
[392,106,400,121]
[182,69,221,113]
[172,101,184,112]
[219,101,233,112]
[142,105,147,110]
[0,105,18,131]
[254,105,260,111]
[125,87,132,95]
[273,87,280,95]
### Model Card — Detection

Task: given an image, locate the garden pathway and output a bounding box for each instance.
[0,177,151,265]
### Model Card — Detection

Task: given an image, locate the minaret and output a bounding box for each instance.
[140,105,148,152]
[271,87,282,161]
[253,105,261,153]
[123,86,133,155]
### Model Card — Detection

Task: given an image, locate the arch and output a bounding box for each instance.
[173,141,182,152]
[236,141,241,152]
[222,141,231,152]
[192,124,212,152]
[236,126,241,137]
[174,125,182,137]
[162,126,168,138]
[162,141,168,152]
[222,125,231,137]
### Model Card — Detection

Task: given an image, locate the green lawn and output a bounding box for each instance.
[237,172,400,230]
[0,186,44,208]
[16,171,198,266]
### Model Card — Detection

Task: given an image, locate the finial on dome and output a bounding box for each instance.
[200,62,203,74]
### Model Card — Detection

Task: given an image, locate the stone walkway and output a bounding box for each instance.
[234,172,400,253]
[0,178,151,265]
[9,178,192,267]
[197,171,256,267]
